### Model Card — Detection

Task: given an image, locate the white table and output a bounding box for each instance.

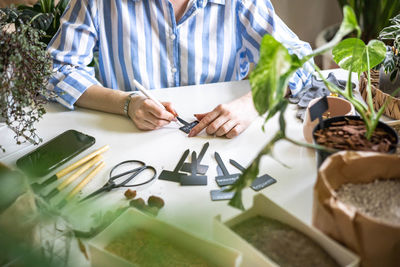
[0,69,358,264]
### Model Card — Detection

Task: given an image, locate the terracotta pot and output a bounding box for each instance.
[303,96,355,143]
[313,151,400,267]
[312,115,398,167]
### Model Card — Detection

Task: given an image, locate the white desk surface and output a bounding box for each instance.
[0,69,360,262]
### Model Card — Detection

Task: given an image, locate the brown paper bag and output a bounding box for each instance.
[312,151,400,267]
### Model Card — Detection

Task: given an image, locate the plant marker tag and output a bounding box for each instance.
[178,117,199,134]
[309,95,329,129]
[229,159,276,192]
[214,152,241,186]
[181,142,209,174]
[250,174,277,191]
[210,186,234,201]
[180,152,207,185]
[159,149,189,182]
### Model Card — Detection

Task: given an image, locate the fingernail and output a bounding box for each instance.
[172,117,177,122]
[188,131,194,137]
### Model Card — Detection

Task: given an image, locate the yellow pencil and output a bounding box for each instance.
[66,161,106,201]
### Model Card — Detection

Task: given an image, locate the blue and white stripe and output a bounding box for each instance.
[47,0,314,109]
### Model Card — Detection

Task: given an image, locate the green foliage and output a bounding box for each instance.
[333,39,386,73]
[336,0,400,42]
[2,0,69,44]
[0,164,129,266]
[379,14,400,81]
[250,36,300,118]
[331,37,387,139]
[0,8,55,151]
[228,6,386,210]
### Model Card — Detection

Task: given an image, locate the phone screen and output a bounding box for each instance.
[16,130,95,178]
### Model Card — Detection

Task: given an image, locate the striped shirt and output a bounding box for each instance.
[47,0,314,109]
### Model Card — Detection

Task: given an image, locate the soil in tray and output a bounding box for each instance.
[336,179,400,225]
[231,216,339,267]
[105,228,214,267]
[314,119,396,152]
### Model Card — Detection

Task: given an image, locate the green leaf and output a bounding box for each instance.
[390,69,398,82]
[228,191,244,210]
[339,5,360,38]
[56,0,69,12]
[250,35,292,116]
[379,25,400,40]
[383,50,396,74]
[333,38,386,73]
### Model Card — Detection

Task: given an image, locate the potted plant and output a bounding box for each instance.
[316,1,400,69]
[226,6,398,210]
[358,14,400,120]
[11,0,69,45]
[0,7,54,151]
[379,14,400,90]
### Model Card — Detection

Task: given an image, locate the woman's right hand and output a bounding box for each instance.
[128,95,177,130]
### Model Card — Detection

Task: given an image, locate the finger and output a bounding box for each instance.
[188,110,220,137]
[226,124,244,139]
[163,102,178,117]
[205,116,230,135]
[215,120,237,137]
[144,99,175,121]
[194,113,208,120]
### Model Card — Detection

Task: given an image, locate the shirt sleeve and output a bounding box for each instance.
[238,0,314,96]
[46,0,100,109]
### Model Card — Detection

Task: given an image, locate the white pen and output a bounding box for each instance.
[132,79,188,125]
[133,79,165,109]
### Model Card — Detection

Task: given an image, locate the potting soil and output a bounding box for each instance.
[314,119,395,152]
[336,179,400,225]
[105,228,214,267]
[231,216,339,267]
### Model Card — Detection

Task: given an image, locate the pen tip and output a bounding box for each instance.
[176,116,186,125]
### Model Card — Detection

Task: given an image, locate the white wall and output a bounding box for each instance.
[271,0,342,48]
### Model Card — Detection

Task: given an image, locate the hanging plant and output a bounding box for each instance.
[0,8,55,151]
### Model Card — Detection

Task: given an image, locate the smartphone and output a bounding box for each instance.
[16,130,96,178]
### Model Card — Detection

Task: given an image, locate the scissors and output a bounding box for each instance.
[80,160,157,202]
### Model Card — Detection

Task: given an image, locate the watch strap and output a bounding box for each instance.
[124,92,138,118]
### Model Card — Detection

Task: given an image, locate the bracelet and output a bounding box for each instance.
[124,92,138,118]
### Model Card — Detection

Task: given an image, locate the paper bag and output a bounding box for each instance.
[313,151,400,267]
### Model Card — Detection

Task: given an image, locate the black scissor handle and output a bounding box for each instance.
[121,165,157,187]
[110,166,144,180]
[109,160,145,179]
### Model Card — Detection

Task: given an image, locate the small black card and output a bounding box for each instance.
[158,170,187,183]
[180,175,207,186]
[309,95,329,122]
[215,174,240,186]
[210,187,234,201]
[179,121,199,134]
[250,174,276,191]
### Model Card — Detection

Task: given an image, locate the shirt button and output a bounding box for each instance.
[170,34,176,40]
[171,67,177,73]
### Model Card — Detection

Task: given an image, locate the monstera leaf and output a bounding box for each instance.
[333,38,387,73]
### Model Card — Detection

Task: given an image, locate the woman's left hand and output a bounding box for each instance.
[188,92,259,138]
